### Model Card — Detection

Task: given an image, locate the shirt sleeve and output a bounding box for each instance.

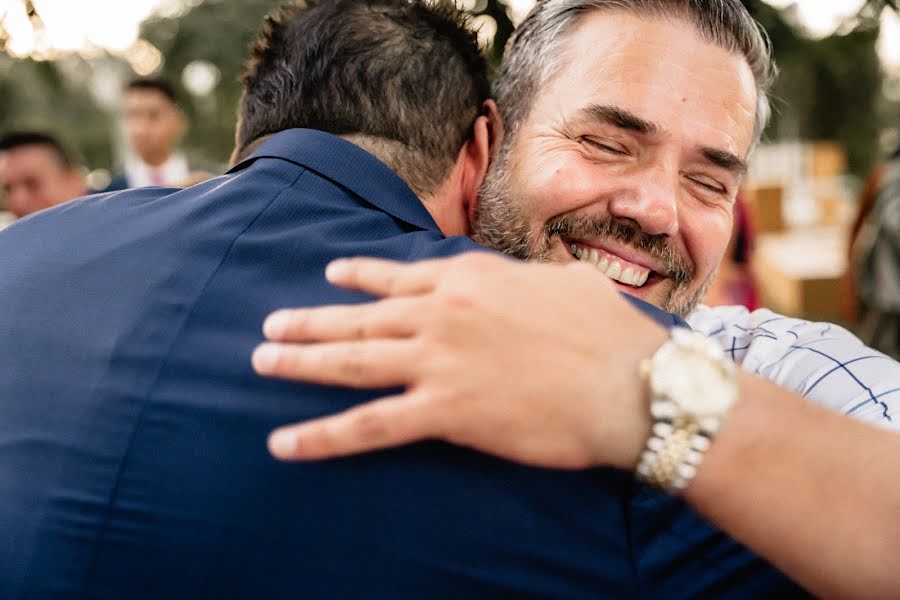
[688,304,899,432]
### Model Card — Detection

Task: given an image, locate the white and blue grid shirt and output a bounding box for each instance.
[689,304,899,432]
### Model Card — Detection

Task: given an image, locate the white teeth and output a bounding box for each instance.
[607,261,622,279]
[572,244,650,288]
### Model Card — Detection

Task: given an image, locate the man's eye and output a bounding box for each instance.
[688,176,727,195]
[582,137,628,156]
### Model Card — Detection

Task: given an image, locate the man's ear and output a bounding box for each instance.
[463,99,503,227]
[459,113,491,228]
[482,99,504,159]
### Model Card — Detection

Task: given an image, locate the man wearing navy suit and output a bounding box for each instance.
[0,0,802,598]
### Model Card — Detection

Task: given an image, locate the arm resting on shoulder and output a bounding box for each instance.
[254,255,900,599]
[685,371,900,599]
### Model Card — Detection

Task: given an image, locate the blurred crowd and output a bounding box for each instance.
[0,78,212,222]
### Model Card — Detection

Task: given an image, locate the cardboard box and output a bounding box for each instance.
[811,142,846,180]
[751,228,848,320]
[745,185,785,233]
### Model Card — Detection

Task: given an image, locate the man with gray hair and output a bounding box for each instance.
[255,1,900,598]
[474,0,776,318]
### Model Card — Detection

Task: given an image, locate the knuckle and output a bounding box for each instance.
[338,344,367,379]
[351,410,387,443]
[284,308,308,328]
[384,272,402,295]
[269,347,291,372]
[348,312,367,340]
[436,288,476,314]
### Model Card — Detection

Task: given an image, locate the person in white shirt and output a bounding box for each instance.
[105,79,198,191]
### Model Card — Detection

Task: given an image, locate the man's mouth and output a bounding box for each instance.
[568,242,659,288]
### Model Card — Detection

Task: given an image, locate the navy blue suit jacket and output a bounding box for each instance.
[0,129,804,598]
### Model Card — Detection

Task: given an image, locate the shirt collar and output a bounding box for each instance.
[228,129,440,232]
[125,153,189,188]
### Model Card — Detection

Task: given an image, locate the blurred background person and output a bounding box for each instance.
[851,142,900,357]
[702,194,760,310]
[0,132,86,221]
[104,79,207,191]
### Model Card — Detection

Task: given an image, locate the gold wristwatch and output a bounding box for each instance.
[636,327,738,493]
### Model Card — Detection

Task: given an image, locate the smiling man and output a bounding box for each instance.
[254,1,900,597]
[470,5,763,317]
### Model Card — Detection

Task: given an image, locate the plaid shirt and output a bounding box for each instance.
[690,304,899,431]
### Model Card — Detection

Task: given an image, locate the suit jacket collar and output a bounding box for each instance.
[228,129,440,232]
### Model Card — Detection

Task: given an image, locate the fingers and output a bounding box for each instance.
[252,339,414,388]
[268,393,433,461]
[324,256,446,297]
[263,298,420,343]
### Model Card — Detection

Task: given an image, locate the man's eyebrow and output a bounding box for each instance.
[577,104,662,136]
[702,147,748,177]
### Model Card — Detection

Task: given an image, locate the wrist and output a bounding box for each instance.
[588,321,667,471]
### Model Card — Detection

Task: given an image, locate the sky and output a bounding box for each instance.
[1,0,899,71]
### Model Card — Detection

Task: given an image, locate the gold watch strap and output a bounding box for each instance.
[636,417,708,493]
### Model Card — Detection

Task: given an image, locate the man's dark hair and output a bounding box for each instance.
[126,78,179,106]
[235,0,490,198]
[0,132,74,168]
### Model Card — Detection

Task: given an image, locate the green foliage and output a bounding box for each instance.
[748,0,895,175]
[475,0,516,68]
[0,54,114,169]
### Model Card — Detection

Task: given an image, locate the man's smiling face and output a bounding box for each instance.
[474,10,757,316]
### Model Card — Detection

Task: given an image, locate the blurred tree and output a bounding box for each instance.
[744,0,898,175]
[0,53,115,172]
[474,0,516,68]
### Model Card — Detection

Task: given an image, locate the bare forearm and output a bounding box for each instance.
[684,373,900,598]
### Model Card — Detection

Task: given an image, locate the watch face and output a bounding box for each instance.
[650,339,737,416]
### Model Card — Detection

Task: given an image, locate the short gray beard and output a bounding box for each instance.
[472,140,714,318]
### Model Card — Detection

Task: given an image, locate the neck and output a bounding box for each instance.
[140,151,174,168]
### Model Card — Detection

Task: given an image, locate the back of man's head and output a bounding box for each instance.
[234,0,489,198]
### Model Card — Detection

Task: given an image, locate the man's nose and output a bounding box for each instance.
[606,167,679,237]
